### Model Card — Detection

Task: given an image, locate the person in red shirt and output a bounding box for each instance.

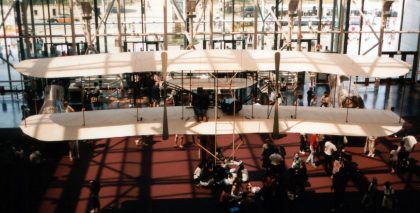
[306,134,319,167]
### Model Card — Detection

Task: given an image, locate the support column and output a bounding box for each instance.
[210,0,213,49]
[337,0,346,54]
[94,0,100,52]
[297,0,302,51]
[29,0,36,57]
[253,0,258,49]
[21,0,31,58]
[116,0,122,52]
[69,0,76,55]
[342,0,351,54]
[274,0,279,50]
[163,0,168,50]
[15,1,25,60]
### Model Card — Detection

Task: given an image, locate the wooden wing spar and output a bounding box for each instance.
[15,50,410,78]
[17,50,408,141]
[20,106,402,142]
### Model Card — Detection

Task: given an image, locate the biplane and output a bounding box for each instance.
[15,50,410,142]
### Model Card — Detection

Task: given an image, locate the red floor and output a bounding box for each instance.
[34,130,420,213]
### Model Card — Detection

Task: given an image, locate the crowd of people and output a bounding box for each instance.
[389,135,417,174]
[0,142,45,167]
[187,132,418,213]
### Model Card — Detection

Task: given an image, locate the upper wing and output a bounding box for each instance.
[20,105,403,141]
[15,50,410,78]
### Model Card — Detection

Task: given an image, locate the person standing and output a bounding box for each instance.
[389,145,398,174]
[294,94,304,106]
[306,87,313,106]
[364,136,377,157]
[151,81,161,107]
[382,181,396,212]
[310,95,317,106]
[331,168,347,212]
[291,152,304,170]
[29,146,43,165]
[397,140,409,170]
[192,87,210,122]
[174,134,185,149]
[320,91,331,107]
[402,135,417,153]
[63,101,75,112]
[362,177,379,213]
[89,89,101,110]
[261,138,277,170]
[63,102,79,160]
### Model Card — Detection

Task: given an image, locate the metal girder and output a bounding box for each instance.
[90,0,116,44]
[192,0,206,40]
[351,0,380,41]
[169,0,193,47]
[0,0,16,31]
[261,0,284,35]
[169,0,187,24]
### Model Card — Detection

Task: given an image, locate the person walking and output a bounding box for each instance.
[306,134,319,168]
[324,139,337,175]
[7,46,15,61]
[299,134,307,154]
[0,45,4,63]
[362,177,379,212]
[261,138,277,170]
[89,180,101,212]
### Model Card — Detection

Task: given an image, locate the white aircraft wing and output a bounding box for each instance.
[20,105,403,141]
[15,50,410,78]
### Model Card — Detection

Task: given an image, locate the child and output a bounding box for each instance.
[174,134,185,149]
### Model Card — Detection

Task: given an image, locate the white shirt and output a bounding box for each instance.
[321,95,331,106]
[269,152,283,165]
[193,167,202,179]
[324,141,337,156]
[269,91,276,103]
[241,169,249,182]
[310,98,317,106]
[29,150,42,164]
[403,135,417,152]
[224,175,235,185]
[390,150,398,161]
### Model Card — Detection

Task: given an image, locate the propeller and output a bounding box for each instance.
[272,51,281,139]
[162,51,169,140]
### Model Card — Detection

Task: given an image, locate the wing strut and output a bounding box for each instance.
[345,76,352,123]
[82,77,86,126]
[399,73,408,124]
[162,51,169,140]
[231,71,237,159]
[272,52,281,138]
[251,72,255,118]
[181,70,184,120]
[214,70,219,165]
